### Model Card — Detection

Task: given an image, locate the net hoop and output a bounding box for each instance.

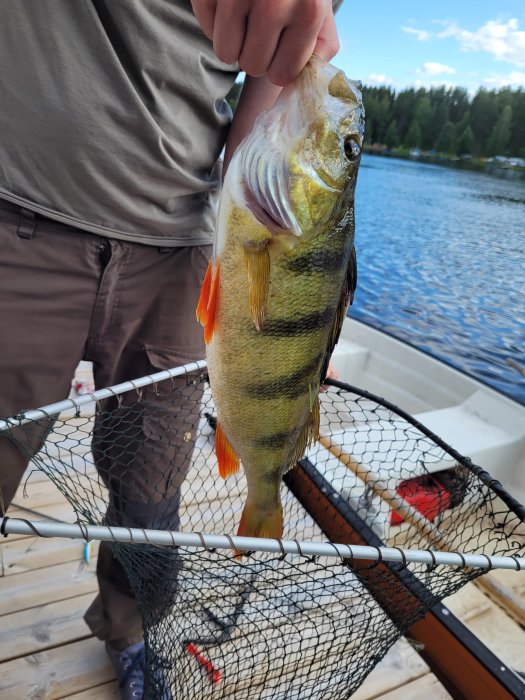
[0,360,207,431]
[2,517,523,572]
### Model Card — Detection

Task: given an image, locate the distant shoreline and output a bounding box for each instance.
[363,147,525,181]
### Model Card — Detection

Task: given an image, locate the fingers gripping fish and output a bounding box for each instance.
[197,57,365,542]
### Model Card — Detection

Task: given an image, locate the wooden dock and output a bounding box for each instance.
[1,467,524,699]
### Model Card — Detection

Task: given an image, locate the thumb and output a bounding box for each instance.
[313,10,340,62]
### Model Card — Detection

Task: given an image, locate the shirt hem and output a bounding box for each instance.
[0,191,215,247]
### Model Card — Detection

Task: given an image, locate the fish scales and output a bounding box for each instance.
[198,57,364,542]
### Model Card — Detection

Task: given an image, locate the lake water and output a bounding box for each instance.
[351,155,525,405]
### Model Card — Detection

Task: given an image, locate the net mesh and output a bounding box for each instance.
[2,368,524,699]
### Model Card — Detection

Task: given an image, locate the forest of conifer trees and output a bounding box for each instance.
[225,81,525,160]
[363,85,525,159]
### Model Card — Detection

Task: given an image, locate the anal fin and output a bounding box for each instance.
[215,421,240,479]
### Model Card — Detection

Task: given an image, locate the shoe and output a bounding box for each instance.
[106,642,146,699]
[105,641,172,700]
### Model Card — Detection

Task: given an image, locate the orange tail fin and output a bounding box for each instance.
[215,421,240,479]
[236,500,283,542]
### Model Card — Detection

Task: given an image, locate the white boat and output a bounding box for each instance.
[330,317,525,508]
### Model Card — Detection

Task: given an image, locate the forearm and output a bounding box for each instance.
[223,75,282,175]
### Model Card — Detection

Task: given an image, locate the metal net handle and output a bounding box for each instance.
[1,517,523,572]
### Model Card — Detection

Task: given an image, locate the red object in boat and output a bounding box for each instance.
[390,474,452,526]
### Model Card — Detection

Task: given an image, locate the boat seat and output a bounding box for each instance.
[413,390,525,481]
[330,339,368,380]
[317,388,524,488]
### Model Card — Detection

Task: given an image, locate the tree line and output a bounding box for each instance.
[363,85,525,159]
[226,80,525,159]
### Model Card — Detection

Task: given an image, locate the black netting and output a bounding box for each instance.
[2,369,524,699]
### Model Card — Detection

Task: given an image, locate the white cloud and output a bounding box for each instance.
[412,78,457,90]
[417,62,456,76]
[483,71,525,88]
[366,73,394,85]
[438,18,525,67]
[401,26,431,42]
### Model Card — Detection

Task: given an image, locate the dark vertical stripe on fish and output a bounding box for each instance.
[286,248,346,274]
[260,308,335,337]
[244,352,323,399]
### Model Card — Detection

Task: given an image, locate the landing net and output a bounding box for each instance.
[1,365,524,699]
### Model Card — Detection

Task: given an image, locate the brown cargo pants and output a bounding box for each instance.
[0,200,211,648]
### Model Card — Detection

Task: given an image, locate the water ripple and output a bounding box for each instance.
[350,155,525,405]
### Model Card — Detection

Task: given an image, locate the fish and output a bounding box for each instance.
[197,56,364,543]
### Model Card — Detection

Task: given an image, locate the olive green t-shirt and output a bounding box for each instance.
[0,0,238,246]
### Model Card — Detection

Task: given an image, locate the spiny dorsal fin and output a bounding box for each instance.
[321,245,357,382]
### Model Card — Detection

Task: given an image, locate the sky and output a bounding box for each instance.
[334,1,525,92]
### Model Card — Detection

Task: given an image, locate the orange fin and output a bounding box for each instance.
[235,500,283,557]
[199,259,220,344]
[196,259,213,326]
[237,500,283,541]
[215,421,240,479]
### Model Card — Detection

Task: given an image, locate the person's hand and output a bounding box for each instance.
[190,0,339,86]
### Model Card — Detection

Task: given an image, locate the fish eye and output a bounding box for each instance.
[344,136,361,162]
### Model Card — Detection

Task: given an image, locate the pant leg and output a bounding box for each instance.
[0,202,106,514]
[83,241,211,648]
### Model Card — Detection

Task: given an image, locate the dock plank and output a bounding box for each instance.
[0,637,113,700]
[375,672,452,699]
[1,537,99,577]
[12,479,71,511]
[61,682,118,699]
[0,560,98,615]
[0,593,95,662]
[352,640,429,700]
[476,570,525,628]
[446,584,525,672]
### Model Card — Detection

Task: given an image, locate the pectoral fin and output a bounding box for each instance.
[243,242,270,332]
